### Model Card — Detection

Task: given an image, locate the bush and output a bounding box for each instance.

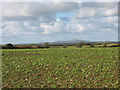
[103,43,107,47]
[62,44,68,48]
[43,42,50,48]
[6,43,14,48]
[37,45,43,48]
[90,43,94,47]
[76,42,84,48]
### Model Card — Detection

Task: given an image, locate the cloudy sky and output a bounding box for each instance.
[1,0,119,44]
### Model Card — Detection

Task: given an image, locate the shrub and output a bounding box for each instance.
[43,42,50,48]
[103,43,107,47]
[6,43,14,48]
[90,43,94,47]
[76,42,84,48]
[37,45,43,48]
[62,44,68,48]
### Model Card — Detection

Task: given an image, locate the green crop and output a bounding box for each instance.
[2,47,119,88]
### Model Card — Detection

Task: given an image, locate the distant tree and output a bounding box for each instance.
[43,42,50,48]
[6,43,14,48]
[94,42,102,45]
[103,43,107,47]
[62,44,68,48]
[118,42,120,47]
[90,43,94,47]
[37,45,43,48]
[31,43,35,46]
[76,41,84,48]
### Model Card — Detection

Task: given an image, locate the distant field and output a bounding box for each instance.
[2,47,119,88]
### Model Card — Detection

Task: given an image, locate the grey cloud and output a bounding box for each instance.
[60,17,70,21]
[75,2,118,19]
[81,2,117,9]
[3,2,79,22]
[26,2,79,15]
[3,16,39,21]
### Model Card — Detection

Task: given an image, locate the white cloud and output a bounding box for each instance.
[40,20,66,34]
[102,7,118,16]
[76,8,98,18]
[75,24,85,32]
[66,23,85,33]
[2,21,44,36]
[103,16,118,23]
[1,2,118,44]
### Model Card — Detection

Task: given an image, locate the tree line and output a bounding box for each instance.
[1,41,119,49]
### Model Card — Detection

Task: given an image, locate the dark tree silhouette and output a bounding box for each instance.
[6,43,14,48]
[90,43,94,47]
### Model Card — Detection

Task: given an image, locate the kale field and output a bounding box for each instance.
[2,47,119,88]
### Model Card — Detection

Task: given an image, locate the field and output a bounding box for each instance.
[2,47,119,88]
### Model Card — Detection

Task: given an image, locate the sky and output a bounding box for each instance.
[0,0,119,44]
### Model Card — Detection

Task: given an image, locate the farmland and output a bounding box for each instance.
[2,47,119,88]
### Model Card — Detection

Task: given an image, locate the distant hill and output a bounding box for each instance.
[10,40,118,45]
[49,39,89,45]
[12,39,87,45]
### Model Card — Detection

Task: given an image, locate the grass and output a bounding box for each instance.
[2,47,119,88]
